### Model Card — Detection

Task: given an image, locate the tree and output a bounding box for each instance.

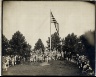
[22,43,32,60]
[2,34,10,56]
[9,31,31,57]
[75,38,85,55]
[63,33,78,54]
[34,38,45,53]
[61,38,65,51]
[46,32,61,51]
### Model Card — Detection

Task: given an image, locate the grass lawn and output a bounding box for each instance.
[2,60,83,76]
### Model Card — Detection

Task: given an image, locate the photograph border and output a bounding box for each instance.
[1,0,95,76]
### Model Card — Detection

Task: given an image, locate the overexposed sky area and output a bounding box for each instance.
[3,1,95,48]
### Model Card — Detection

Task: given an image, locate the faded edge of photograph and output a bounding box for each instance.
[0,0,1,76]
[2,0,95,76]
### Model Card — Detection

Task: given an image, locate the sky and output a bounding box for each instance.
[3,1,95,48]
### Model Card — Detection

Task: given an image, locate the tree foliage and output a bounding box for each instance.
[9,31,31,57]
[34,38,45,52]
[62,33,85,55]
[2,34,9,56]
[46,32,61,51]
[62,33,77,54]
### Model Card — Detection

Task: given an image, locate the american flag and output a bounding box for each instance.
[51,12,59,35]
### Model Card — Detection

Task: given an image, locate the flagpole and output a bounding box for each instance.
[50,10,51,52]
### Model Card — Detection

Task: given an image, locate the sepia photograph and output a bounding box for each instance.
[2,1,95,76]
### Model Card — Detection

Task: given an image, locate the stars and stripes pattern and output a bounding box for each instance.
[51,12,59,35]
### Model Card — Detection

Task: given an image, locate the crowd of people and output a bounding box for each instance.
[2,55,24,71]
[30,49,64,63]
[2,49,64,72]
[63,51,94,76]
[2,49,94,76]
[75,54,94,76]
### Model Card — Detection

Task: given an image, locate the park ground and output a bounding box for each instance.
[2,60,84,76]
